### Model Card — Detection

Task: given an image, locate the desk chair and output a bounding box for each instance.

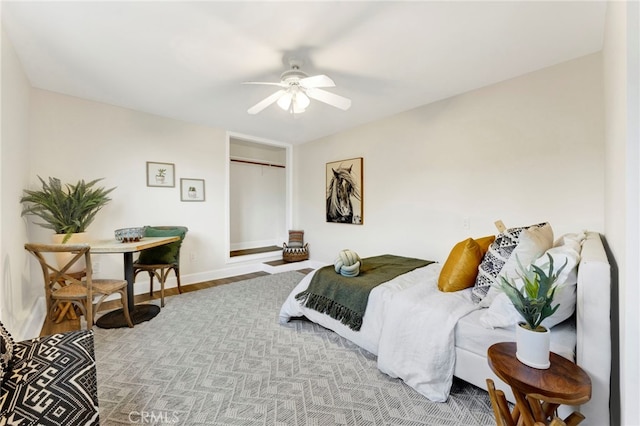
[25,243,133,328]
[133,226,188,307]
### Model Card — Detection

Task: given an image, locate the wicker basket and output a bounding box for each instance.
[283,243,309,262]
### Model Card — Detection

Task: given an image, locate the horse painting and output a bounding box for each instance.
[326,162,362,224]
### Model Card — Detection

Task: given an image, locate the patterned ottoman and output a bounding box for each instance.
[0,324,99,425]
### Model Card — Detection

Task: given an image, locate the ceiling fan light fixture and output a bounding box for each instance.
[294,91,310,111]
[277,92,293,111]
[244,59,351,115]
[277,89,309,114]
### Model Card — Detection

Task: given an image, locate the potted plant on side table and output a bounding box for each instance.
[20,176,115,271]
[498,254,567,369]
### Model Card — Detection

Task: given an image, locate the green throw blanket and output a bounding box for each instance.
[295,255,433,331]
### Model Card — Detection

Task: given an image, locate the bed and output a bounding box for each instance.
[279,231,611,426]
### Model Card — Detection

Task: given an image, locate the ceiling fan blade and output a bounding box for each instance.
[243,81,288,88]
[300,74,335,89]
[247,90,286,115]
[306,88,351,110]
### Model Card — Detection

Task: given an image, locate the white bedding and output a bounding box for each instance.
[279,259,575,402]
[280,262,484,401]
[376,273,479,401]
[279,263,441,355]
[455,309,576,362]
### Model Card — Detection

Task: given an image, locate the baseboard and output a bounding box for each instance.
[81,260,325,304]
[27,260,325,335]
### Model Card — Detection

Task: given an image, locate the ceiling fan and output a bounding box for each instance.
[244,59,351,115]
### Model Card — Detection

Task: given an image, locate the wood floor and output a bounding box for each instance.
[40,268,313,336]
[230,246,282,257]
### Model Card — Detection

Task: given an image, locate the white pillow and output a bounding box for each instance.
[500,223,554,280]
[479,223,554,308]
[479,292,522,329]
[480,242,580,329]
[472,222,550,304]
[553,231,586,251]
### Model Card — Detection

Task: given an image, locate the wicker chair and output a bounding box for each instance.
[282,230,309,262]
[24,243,133,328]
[133,226,188,307]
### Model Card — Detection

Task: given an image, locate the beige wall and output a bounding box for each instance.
[603,2,639,425]
[1,28,34,340]
[9,86,284,337]
[294,53,605,263]
[26,89,238,281]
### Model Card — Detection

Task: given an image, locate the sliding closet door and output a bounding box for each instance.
[229,137,287,255]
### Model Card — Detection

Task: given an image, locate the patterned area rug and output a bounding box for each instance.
[93,271,495,425]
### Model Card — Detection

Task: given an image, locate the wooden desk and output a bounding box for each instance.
[90,236,180,328]
[487,342,591,426]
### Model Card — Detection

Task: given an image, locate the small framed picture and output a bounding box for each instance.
[180,178,205,202]
[146,162,175,187]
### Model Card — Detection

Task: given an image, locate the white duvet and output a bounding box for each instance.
[279,263,480,401]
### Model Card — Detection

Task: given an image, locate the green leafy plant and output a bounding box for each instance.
[498,254,567,331]
[156,169,166,178]
[20,176,115,242]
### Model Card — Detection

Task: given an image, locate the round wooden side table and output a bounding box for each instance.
[487,342,591,426]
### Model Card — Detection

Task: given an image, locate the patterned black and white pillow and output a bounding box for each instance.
[0,330,99,424]
[471,223,548,304]
[0,321,15,386]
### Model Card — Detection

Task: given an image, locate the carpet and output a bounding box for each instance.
[93,271,495,425]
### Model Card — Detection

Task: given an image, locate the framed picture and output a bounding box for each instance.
[146,162,175,187]
[180,178,205,202]
[326,157,363,224]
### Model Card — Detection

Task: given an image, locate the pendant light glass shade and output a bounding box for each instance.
[277,92,293,110]
[277,89,310,114]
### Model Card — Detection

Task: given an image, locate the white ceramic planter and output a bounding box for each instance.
[515,322,550,369]
[51,232,88,274]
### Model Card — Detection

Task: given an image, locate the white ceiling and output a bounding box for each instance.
[2,1,607,145]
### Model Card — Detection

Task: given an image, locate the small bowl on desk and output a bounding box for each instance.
[115,227,145,243]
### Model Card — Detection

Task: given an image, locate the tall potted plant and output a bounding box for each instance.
[498,254,567,369]
[21,176,115,242]
[21,176,115,270]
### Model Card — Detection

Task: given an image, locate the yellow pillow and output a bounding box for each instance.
[438,236,496,292]
[475,235,496,253]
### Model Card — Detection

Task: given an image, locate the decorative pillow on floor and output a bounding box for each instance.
[471,222,549,304]
[438,235,495,292]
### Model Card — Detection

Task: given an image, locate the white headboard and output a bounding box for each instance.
[453,231,613,425]
[575,232,612,426]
